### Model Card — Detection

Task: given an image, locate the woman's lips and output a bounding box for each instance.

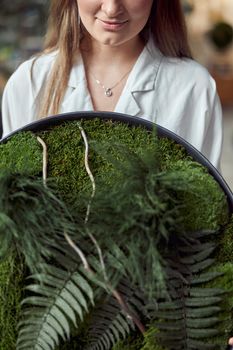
[98,19,128,31]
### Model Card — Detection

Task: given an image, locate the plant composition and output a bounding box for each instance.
[0,118,232,350]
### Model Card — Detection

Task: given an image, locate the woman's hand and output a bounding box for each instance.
[227,338,233,349]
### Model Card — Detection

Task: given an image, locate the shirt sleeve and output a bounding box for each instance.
[1,79,15,138]
[201,80,223,172]
[1,60,37,139]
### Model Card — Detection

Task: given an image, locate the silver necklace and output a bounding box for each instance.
[90,68,131,97]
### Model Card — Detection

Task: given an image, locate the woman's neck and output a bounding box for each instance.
[79,35,145,112]
[80,35,145,73]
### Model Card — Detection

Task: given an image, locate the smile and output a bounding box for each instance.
[98,19,128,31]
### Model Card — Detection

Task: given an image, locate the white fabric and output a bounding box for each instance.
[1,38,222,169]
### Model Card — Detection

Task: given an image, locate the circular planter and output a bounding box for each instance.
[1,111,233,350]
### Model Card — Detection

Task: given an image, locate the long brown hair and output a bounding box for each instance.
[149,0,192,58]
[37,0,192,118]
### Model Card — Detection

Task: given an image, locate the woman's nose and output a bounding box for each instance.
[101,0,124,18]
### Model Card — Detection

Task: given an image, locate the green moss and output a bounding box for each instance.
[157,136,229,230]
[172,163,228,231]
[158,137,191,166]
[0,132,42,175]
[38,120,156,205]
[217,215,233,263]
[112,333,143,350]
[0,253,25,350]
[140,327,164,350]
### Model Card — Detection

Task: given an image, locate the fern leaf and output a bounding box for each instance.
[185,297,223,307]
[187,339,220,350]
[186,306,221,318]
[19,313,65,343]
[186,317,219,329]
[85,279,140,350]
[18,319,60,345]
[146,228,225,350]
[17,264,94,350]
[192,272,223,284]
[87,312,132,350]
[0,172,77,274]
[72,271,95,305]
[189,288,225,297]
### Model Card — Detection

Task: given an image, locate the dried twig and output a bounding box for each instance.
[78,125,96,224]
[64,232,92,273]
[64,232,145,333]
[78,125,108,281]
[37,136,48,186]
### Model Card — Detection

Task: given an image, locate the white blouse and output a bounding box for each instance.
[1,38,222,169]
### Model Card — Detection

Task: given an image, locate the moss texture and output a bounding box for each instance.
[0,118,231,349]
[0,253,25,350]
[217,214,233,263]
[0,119,228,229]
[0,132,42,175]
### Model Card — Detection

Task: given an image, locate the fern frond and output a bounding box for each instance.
[0,172,77,273]
[85,297,133,350]
[17,263,94,350]
[82,142,220,302]
[146,229,224,350]
[83,166,172,298]
[82,277,150,350]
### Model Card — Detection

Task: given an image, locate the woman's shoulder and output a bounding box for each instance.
[6,51,57,87]
[146,38,216,92]
[162,55,216,91]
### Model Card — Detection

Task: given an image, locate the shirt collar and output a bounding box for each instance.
[67,54,86,88]
[125,36,163,93]
[67,36,163,91]
[114,37,163,116]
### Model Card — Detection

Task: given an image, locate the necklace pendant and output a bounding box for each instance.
[105,88,112,97]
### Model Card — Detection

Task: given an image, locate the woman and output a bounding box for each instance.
[2,1,233,348]
[2,0,222,169]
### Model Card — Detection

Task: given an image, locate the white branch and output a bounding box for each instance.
[78,125,96,224]
[64,232,91,273]
[37,136,48,186]
[78,125,108,281]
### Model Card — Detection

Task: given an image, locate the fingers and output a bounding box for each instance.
[227,338,233,350]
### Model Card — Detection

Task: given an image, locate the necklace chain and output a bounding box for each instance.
[89,68,131,97]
